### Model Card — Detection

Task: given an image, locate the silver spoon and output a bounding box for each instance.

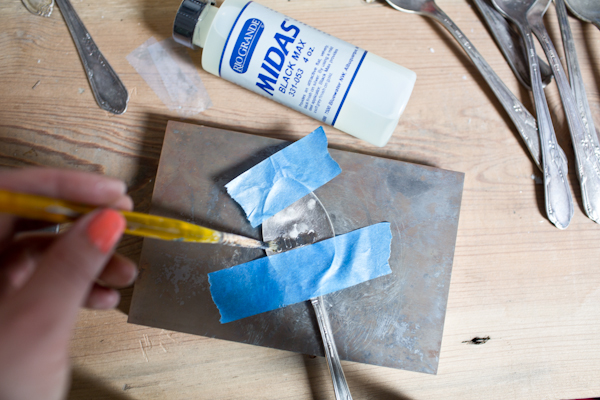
[520,0,600,224]
[472,0,553,90]
[492,0,574,229]
[263,193,352,400]
[564,0,600,29]
[513,0,600,222]
[555,0,600,223]
[23,0,128,114]
[383,0,543,170]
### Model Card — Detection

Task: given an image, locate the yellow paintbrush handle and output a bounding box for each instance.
[0,190,223,244]
[121,211,222,243]
[0,190,92,223]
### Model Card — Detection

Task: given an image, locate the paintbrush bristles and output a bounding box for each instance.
[220,232,269,249]
[219,231,320,252]
[265,231,319,254]
[267,239,284,253]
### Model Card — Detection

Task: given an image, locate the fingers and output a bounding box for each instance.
[87,254,137,310]
[16,209,125,322]
[0,215,17,250]
[112,195,134,211]
[0,216,58,252]
[97,253,137,289]
[0,234,136,301]
[0,235,53,298]
[84,284,120,309]
[0,168,133,210]
[0,168,132,248]
[0,168,135,318]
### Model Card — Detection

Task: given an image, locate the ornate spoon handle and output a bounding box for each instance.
[521,26,574,229]
[55,0,128,114]
[423,2,542,170]
[555,0,600,223]
[311,297,353,400]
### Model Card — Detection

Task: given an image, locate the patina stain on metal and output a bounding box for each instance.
[128,121,464,374]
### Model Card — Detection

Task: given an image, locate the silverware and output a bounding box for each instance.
[22,0,128,113]
[383,0,543,170]
[556,0,600,146]
[492,0,574,229]
[21,0,53,17]
[555,0,600,223]
[564,0,600,29]
[55,0,128,114]
[520,0,600,224]
[472,0,553,90]
[262,193,352,400]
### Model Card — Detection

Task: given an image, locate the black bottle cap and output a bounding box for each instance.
[173,0,213,49]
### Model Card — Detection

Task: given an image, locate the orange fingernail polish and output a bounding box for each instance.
[87,209,126,253]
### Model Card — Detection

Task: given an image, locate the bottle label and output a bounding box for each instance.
[219,1,367,126]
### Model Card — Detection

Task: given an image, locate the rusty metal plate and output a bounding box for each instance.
[128,121,464,374]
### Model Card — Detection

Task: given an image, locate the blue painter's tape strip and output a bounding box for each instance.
[209,222,393,323]
[225,126,341,227]
[332,50,367,126]
[218,1,253,76]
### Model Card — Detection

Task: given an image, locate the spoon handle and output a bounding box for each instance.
[521,27,574,229]
[311,297,353,400]
[530,12,600,224]
[55,0,128,114]
[555,0,600,223]
[424,3,542,170]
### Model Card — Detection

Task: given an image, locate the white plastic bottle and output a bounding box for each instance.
[174,0,416,147]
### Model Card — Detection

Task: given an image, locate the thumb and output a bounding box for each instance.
[19,209,125,320]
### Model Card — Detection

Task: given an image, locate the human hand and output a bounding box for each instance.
[0,168,138,400]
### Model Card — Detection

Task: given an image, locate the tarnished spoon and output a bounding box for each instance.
[564,0,600,29]
[472,0,553,90]
[529,0,600,224]
[516,0,600,224]
[22,0,128,114]
[555,0,600,223]
[492,0,574,229]
[263,193,352,400]
[383,0,544,170]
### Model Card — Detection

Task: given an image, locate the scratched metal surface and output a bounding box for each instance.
[128,121,464,374]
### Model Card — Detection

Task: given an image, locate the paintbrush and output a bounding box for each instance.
[0,189,281,251]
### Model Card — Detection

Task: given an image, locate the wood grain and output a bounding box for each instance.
[1,0,600,398]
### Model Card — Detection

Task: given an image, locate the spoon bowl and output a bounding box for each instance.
[564,0,600,29]
[472,0,553,89]
[385,0,427,13]
[21,0,53,17]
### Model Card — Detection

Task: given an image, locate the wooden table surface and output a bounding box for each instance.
[2,0,600,398]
